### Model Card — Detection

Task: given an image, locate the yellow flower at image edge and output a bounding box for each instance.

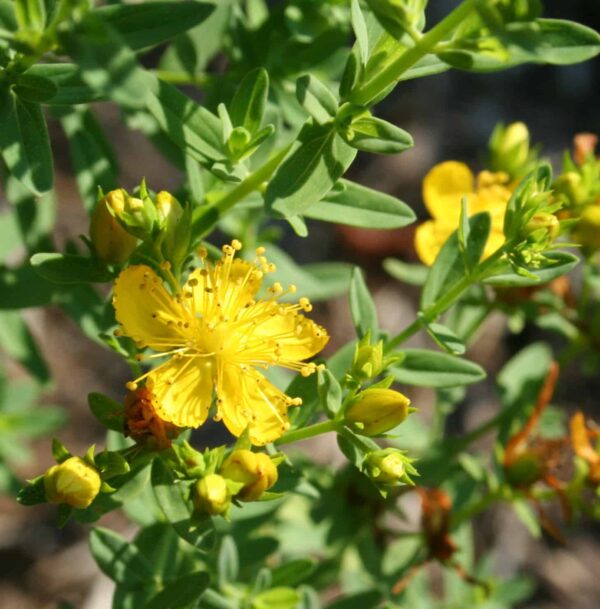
[415,161,513,266]
[113,242,329,445]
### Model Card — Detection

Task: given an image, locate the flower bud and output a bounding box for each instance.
[155,190,183,230]
[89,190,138,265]
[573,205,600,252]
[489,122,531,179]
[345,388,411,436]
[522,212,560,242]
[154,191,189,267]
[504,450,544,487]
[43,457,101,509]
[193,474,231,516]
[554,171,587,207]
[351,338,384,381]
[220,450,278,501]
[365,448,415,486]
[365,0,426,38]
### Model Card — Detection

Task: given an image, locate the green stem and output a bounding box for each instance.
[350,0,477,106]
[385,247,506,352]
[276,419,341,446]
[193,144,292,237]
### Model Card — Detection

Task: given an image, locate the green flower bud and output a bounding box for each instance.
[574,205,600,252]
[193,474,231,516]
[554,172,588,208]
[351,337,384,381]
[154,190,190,268]
[345,388,411,436]
[489,122,532,179]
[522,212,560,242]
[504,450,543,488]
[220,450,278,501]
[365,448,416,486]
[365,0,425,38]
[43,457,101,509]
[89,190,138,265]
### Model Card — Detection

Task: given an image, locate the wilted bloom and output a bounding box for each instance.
[365,448,416,485]
[124,386,181,449]
[415,161,512,265]
[89,190,138,265]
[193,474,231,516]
[44,457,101,509]
[345,388,411,436]
[220,449,278,501]
[570,411,600,486]
[113,241,328,445]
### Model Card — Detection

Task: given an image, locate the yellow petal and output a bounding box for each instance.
[217,365,290,445]
[147,355,214,428]
[113,265,191,351]
[414,220,452,266]
[251,305,329,364]
[422,161,474,221]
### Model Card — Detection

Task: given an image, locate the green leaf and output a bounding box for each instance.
[26,64,103,106]
[146,77,224,163]
[317,369,342,418]
[349,267,378,339]
[13,73,58,103]
[421,212,491,309]
[350,0,369,65]
[512,499,542,538]
[145,571,210,609]
[0,87,53,195]
[423,321,466,356]
[89,527,155,588]
[60,14,150,109]
[390,349,486,387]
[95,2,214,51]
[484,251,578,287]
[383,258,428,286]
[271,559,317,587]
[230,68,269,134]
[96,451,130,479]
[151,458,215,551]
[30,253,113,284]
[59,106,119,211]
[305,179,415,229]
[14,0,45,31]
[88,393,124,433]
[344,116,413,154]
[327,590,381,609]
[16,477,46,506]
[218,536,239,588]
[296,74,338,124]
[265,120,356,218]
[252,587,300,609]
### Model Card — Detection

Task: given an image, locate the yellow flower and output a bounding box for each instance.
[112,241,328,445]
[44,457,102,509]
[220,449,278,501]
[193,474,231,516]
[414,161,513,266]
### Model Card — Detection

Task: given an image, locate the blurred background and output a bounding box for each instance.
[2,1,600,607]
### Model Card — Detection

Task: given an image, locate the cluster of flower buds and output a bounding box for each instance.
[89,182,191,270]
[192,449,279,517]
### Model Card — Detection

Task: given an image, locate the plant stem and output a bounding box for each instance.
[276,419,341,446]
[350,0,477,106]
[192,144,292,238]
[385,247,506,352]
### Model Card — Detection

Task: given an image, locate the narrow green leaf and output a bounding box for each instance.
[88,393,124,433]
[421,212,491,309]
[31,253,113,284]
[218,536,239,588]
[59,106,119,211]
[252,587,300,609]
[271,559,317,587]
[390,349,486,387]
[349,267,378,339]
[145,571,210,609]
[317,369,342,418]
[15,0,45,31]
[424,321,466,355]
[0,87,53,195]
[383,258,428,286]
[305,179,415,228]
[266,121,356,218]
[95,2,215,51]
[13,73,58,103]
[230,68,269,134]
[26,64,103,106]
[350,0,369,65]
[89,527,155,588]
[295,74,338,124]
[344,116,413,154]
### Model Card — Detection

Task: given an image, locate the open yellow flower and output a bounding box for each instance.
[415,161,513,266]
[113,241,328,445]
